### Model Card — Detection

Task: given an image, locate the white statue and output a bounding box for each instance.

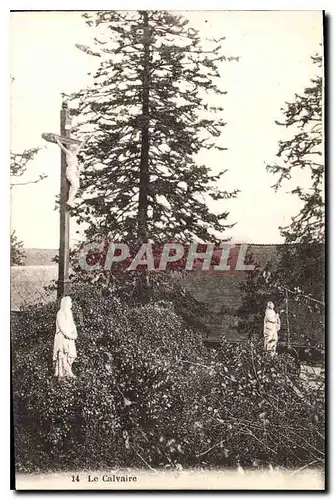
[56,137,84,208]
[263,301,278,357]
[53,296,77,378]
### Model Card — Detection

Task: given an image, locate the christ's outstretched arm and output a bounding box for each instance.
[56,137,70,155]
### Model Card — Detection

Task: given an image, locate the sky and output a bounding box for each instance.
[9,10,323,249]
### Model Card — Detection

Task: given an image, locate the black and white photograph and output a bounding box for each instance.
[9,9,325,491]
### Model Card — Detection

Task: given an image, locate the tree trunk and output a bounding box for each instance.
[137,11,150,303]
[138,10,150,243]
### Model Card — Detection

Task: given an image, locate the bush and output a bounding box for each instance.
[12,285,324,472]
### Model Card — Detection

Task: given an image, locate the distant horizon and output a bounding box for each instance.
[23,240,323,252]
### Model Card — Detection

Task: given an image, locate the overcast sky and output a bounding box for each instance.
[10,10,323,249]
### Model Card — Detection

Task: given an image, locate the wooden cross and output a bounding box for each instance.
[42,101,75,298]
[41,132,81,146]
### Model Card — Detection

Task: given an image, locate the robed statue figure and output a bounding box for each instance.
[53,296,77,378]
[263,301,279,357]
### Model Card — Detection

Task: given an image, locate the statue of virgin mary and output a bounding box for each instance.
[263,301,278,357]
[53,296,77,378]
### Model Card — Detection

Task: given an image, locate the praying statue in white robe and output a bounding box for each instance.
[263,301,279,357]
[53,296,77,378]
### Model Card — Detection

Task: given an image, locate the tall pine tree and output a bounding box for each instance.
[70,10,238,244]
[267,53,324,246]
[266,52,324,312]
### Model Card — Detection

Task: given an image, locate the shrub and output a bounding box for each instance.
[12,285,324,472]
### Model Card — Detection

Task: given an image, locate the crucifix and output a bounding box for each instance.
[42,100,84,298]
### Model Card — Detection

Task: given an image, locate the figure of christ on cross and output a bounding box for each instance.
[42,101,87,297]
[55,137,84,208]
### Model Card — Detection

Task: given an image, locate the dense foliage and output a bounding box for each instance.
[237,260,325,350]
[12,286,324,473]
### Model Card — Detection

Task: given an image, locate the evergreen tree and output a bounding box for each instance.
[267,54,324,245]
[70,10,238,244]
[266,53,324,306]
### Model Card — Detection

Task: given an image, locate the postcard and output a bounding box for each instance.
[10,9,325,491]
